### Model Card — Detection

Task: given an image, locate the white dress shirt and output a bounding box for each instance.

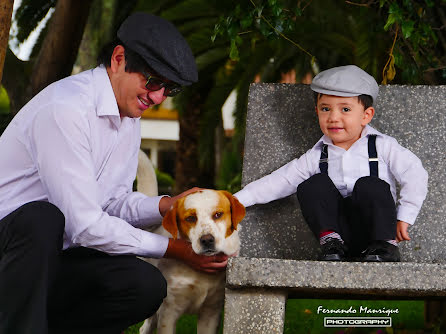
[0,66,169,257]
[235,125,428,225]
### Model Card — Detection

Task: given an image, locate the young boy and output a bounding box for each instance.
[234,65,428,262]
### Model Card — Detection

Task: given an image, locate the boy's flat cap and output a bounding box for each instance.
[311,65,379,104]
[118,12,198,86]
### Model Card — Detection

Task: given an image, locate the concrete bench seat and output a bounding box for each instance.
[227,257,446,299]
[223,83,446,333]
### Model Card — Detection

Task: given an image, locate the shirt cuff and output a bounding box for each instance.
[397,206,419,225]
[134,195,165,228]
[234,189,254,208]
[139,231,169,258]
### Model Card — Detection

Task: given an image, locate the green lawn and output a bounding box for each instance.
[125,299,425,333]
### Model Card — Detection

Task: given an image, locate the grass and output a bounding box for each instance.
[125,299,425,333]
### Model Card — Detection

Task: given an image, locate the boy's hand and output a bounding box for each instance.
[396,220,411,242]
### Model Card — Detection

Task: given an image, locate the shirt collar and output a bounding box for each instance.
[93,65,120,118]
[317,125,382,147]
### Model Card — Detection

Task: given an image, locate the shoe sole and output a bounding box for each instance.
[363,255,400,262]
[320,254,344,261]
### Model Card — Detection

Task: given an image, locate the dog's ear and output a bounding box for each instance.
[162,201,179,239]
[221,190,246,231]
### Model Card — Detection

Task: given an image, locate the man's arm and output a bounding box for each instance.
[30,104,168,257]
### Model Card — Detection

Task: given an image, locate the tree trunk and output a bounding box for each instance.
[3,0,92,114]
[74,0,117,73]
[28,0,92,100]
[0,0,14,84]
[174,94,215,195]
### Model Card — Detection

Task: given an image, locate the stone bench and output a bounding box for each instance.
[223,83,446,333]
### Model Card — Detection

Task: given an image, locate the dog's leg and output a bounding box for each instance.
[139,315,157,334]
[156,302,182,334]
[197,308,223,334]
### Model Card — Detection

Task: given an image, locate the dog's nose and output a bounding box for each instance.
[200,234,215,249]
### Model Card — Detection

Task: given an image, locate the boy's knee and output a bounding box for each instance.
[297,173,336,199]
[354,176,391,199]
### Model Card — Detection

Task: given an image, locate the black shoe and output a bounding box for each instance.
[320,238,346,261]
[362,241,401,262]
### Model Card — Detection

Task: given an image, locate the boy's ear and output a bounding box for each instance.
[362,106,375,125]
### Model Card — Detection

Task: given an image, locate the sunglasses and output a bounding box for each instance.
[143,72,182,97]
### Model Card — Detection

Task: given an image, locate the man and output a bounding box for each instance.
[0,13,227,334]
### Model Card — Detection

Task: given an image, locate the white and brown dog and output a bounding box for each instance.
[139,189,245,334]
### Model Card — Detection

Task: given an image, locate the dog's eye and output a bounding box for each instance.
[213,212,223,220]
[185,215,197,223]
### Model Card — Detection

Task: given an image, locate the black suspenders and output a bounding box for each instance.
[367,135,378,177]
[319,144,328,174]
[319,135,378,177]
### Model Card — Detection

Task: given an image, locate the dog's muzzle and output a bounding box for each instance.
[199,234,216,253]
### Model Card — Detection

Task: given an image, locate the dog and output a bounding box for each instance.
[139,189,245,334]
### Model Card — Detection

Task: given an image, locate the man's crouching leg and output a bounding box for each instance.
[0,201,65,334]
[48,247,167,334]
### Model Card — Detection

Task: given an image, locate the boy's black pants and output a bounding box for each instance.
[297,174,397,256]
[0,201,167,334]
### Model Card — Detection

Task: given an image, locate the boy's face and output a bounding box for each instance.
[316,94,374,150]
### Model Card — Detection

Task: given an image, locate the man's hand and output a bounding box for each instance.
[164,238,228,274]
[396,220,411,242]
[158,187,201,217]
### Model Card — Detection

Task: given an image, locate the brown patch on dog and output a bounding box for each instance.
[220,191,246,237]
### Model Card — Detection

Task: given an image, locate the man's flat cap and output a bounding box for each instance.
[118,12,198,86]
[311,65,379,104]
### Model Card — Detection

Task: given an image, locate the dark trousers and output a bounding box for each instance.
[297,174,397,255]
[0,201,167,334]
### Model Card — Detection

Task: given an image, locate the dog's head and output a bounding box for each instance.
[162,189,245,256]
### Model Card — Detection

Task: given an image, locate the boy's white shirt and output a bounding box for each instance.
[234,125,428,225]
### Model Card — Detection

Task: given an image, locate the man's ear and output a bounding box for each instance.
[162,201,179,239]
[110,45,126,73]
[362,106,375,126]
[221,191,246,231]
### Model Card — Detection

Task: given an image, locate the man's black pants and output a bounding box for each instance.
[0,201,167,334]
[297,174,397,256]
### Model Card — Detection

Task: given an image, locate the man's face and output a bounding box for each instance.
[108,46,168,118]
[316,94,374,150]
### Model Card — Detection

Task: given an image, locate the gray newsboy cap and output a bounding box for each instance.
[118,12,198,86]
[311,65,379,104]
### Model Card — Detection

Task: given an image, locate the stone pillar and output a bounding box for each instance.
[223,288,287,334]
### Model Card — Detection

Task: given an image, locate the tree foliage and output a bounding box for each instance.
[4,0,446,193]
[212,0,446,84]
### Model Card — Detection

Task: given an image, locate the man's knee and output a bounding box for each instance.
[131,261,167,317]
[99,258,167,320]
[10,201,65,248]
